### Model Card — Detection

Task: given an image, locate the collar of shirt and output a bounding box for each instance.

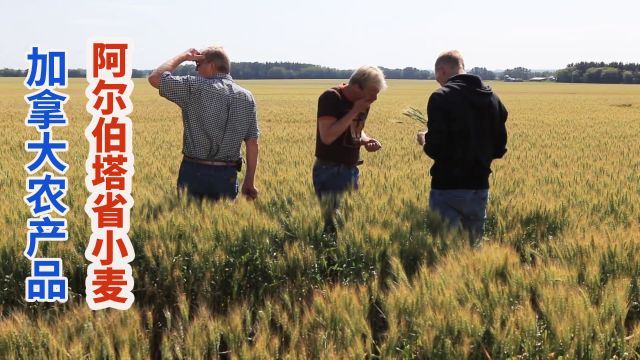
[207,73,233,81]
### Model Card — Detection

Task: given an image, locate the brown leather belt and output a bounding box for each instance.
[183,156,239,166]
[315,158,364,167]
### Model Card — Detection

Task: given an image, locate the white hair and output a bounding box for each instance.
[349,65,387,91]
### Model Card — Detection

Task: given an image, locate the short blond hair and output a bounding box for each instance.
[201,46,231,74]
[435,50,465,70]
[348,65,387,91]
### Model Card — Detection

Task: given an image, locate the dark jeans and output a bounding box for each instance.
[429,189,489,246]
[177,160,238,201]
[312,159,359,235]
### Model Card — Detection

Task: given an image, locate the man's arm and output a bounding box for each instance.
[423,92,449,159]
[242,138,259,200]
[493,99,508,159]
[148,48,204,89]
[318,97,372,145]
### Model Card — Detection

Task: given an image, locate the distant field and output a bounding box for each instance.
[1,78,639,358]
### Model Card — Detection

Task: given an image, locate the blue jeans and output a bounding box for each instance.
[312,159,359,235]
[429,189,489,244]
[177,160,238,201]
[312,159,359,198]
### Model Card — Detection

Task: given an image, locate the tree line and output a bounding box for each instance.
[0,68,149,78]
[556,62,640,84]
[468,67,555,81]
[171,62,434,80]
[0,62,433,80]
[4,61,639,83]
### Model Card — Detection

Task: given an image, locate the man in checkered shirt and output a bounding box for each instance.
[148,46,259,201]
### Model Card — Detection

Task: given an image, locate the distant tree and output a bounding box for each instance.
[381,67,402,79]
[532,70,554,78]
[503,67,532,80]
[402,67,419,79]
[571,70,582,83]
[297,66,318,79]
[600,67,621,83]
[0,68,26,77]
[583,67,603,83]
[468,67,496,80]
[379,67,432,79]
[68,68,86,78]
[132,69,149,78]
[555,68,572,82]
[266,66,290,79]
[174,64,196,76]
[556,62,640,84]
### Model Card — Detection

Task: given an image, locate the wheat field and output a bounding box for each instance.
[0,77,639,359]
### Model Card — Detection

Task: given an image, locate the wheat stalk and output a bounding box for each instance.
[402,107,427,125]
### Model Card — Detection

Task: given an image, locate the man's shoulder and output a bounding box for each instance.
[229,83,255,103]
[161,71,195,82]
[323,87,341,96]
[233,83,253,96]
[428,88,448,103]
[319,87,341,101]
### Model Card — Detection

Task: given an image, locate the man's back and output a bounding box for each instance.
[160,72,259,161]
[424,74,508,190]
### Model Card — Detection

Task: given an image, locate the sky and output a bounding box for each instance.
[1,0,639,71]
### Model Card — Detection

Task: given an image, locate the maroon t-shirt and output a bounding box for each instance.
[315,86,368,165]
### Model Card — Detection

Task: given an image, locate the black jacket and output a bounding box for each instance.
[424,74,508,189]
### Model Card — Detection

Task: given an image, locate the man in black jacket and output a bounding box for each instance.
[417,50,507,245]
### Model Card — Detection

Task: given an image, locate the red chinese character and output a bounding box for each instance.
[92,192,126,228]
[92,154,128,189]
[91,117,126,153]
[106,177,125,191]
[92,154,105,186]
[91,230,129,266]
[91,267,128,303]
[91,80,127,115]
[93,43,128,78]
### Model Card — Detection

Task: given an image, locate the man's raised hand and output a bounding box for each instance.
[182,48,205,62]
[353,98,373,114]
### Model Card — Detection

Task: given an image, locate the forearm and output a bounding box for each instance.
[320,108,360,144]
[244,139,259,184]
[423,132,447,159]
[494,103,508,158]
[424,94,446,158]
[148,54,186,89]
[424,118,447,158]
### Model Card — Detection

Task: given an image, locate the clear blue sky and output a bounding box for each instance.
[1,0,638,71]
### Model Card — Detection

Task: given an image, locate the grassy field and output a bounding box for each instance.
[0,77,639,359]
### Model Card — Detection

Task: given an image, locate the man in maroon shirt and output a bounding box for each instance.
[313,65,387,236]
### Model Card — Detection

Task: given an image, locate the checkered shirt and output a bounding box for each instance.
[159,72,259,161]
